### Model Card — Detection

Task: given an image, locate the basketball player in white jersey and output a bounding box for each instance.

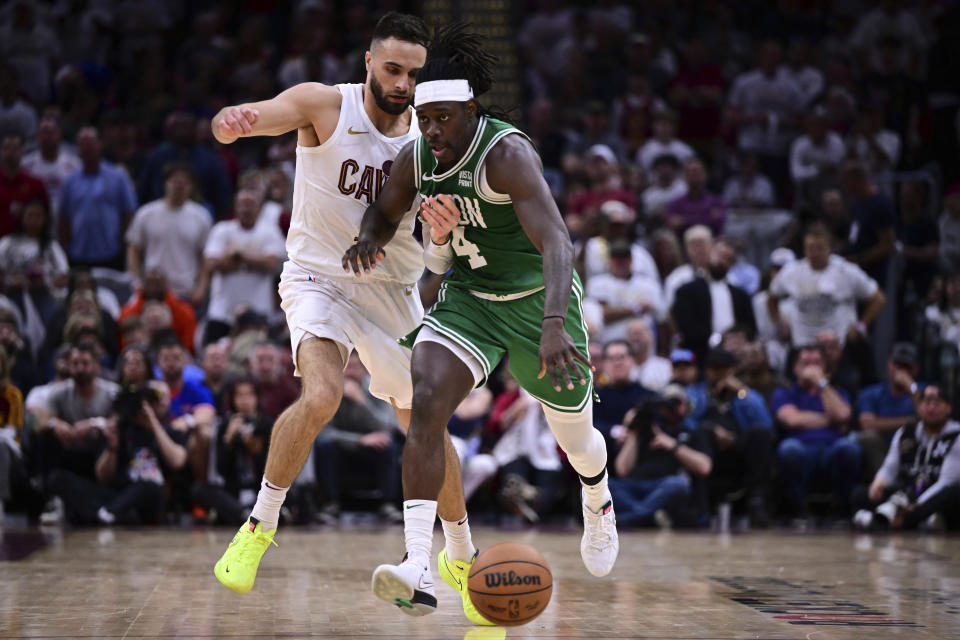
[209,14,476,602]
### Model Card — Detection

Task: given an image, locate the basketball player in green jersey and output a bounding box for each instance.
[343,24,619,620]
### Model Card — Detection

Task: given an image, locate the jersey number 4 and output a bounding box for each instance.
[452,227,487,269]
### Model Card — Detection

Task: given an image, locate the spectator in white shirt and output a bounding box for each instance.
[641,154,687,222]
[198,189,286,345]
[126,163,212,301]
[586,238,666,342]
[778,38,824,108]
[20,117,79,220]
[582,200,659,283]
[846,105,901,186]
[789,107,846,188]
[636,110,695,174]
[722,151,776,210]
[767,223,886,348]
[625,317,671,391]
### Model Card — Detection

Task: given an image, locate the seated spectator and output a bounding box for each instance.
[594,340,656,458]
[0,309,41,395]
[854,385,960,531]
[636,110,695,174]
[722,151,776,210]
[0,343,35,519]
[789,106,845,197]
[665,157,726,237]
[773,345,859,515]
[41,288,118,368]
[669,349,700,386]
[118,270,197,354]
[672,239,756,364]
[939,184,960,274]
[778,38,823,109]
[447,387,498,504]
[155,335,215,427]
[768,223,885,349]
[0,199,69,323]
[664,225,712,309]
[21,116,81,219]
[686,348,774,526]
[924,272,960,346]
[611,384,712,527]
[34,344,120,522]
[857,343,921,479]
[313,353,402,524]
[126,162,212,301]
[190,379,270,525]
[626,318,671,392]
[641,154,687,223]
[565,144,635,238]
[1,133,48,239]
[846,105,900,188]
[582,200,659,281]
[200,342,231,411]
[840,161,897,288]
[585,238,665,342]
[49,380,187,525]
[249,342,299,421]
[23,344,71,419]
[199,188,285,345]
[58,127,137,270]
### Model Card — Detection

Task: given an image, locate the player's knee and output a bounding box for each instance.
[297,384,341,422]
[410,383,451,426]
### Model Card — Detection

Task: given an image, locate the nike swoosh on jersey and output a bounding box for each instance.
[348,126,368,135]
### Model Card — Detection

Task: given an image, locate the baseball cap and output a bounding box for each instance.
[769,247,796,268]
[661,383,687,403]
[587,144,617,165]
[608,238,633,257]
[890,342,918,367]
[670,349,696,364]
[600,200,636,225]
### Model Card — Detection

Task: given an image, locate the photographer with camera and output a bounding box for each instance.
[853,385,960,531]
[685,348,775,526]
[610,384,712,528]
[94,380,188,524]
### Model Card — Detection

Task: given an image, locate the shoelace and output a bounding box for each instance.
[234,529,279,563]
[584,509,614,550]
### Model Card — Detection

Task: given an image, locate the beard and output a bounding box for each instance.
[369,74,411,116]
[708,265,729,281]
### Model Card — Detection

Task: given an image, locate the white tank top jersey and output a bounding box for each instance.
[286,83,423,284]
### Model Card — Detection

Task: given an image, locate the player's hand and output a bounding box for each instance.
[537,318,593,392]
[420,195,460,245]
[342,237,386,277]
[217,106,259,140]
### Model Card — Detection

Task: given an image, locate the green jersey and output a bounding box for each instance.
[414,116,544,297]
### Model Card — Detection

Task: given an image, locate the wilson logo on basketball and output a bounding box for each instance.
[483,570,542,588]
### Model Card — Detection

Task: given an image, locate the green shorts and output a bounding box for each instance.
[400,277,594,413]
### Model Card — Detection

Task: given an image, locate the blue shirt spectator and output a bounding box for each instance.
[686,382,773,432]
[137,111,231,217]
[772,383,851,445]
[58,127,136,267]
[170,378,215,418]
[594,340,657,452]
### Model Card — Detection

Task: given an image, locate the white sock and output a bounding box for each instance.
[249,477,288,532]
[403,499,437,568]
[581,471,612,513]
[441,515,477,562]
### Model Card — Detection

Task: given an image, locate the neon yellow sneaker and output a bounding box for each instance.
[214,519,278,594]
[438,549,494,626]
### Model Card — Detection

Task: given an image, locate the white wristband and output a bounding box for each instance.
[424,236,454,275]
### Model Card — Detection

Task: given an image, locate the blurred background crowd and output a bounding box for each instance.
[1,0,959,532]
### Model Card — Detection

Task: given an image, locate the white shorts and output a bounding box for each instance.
[279,261,423,409]
[413,325,485,387]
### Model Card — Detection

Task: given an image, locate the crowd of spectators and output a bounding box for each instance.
[1,0,959,532]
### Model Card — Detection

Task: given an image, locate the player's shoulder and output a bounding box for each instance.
[282,82,345,111]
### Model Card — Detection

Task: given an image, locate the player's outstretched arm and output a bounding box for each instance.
[485,135,592,392]
[342,142,420,276]
[211,83,340,144]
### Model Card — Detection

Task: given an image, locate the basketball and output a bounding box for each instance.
[467,542,553,626]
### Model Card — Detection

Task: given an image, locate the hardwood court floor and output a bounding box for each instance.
[1,525,959,639]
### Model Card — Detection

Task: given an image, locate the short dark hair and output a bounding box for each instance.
[804,221,833,242]
[652,153,680,170]
[163,161,195,182]
[154,331,185,353]
[370,12,429,49]
[70,342,100,359]
[603,339,634,358]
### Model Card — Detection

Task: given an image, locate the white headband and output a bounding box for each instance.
[414,79,474,107]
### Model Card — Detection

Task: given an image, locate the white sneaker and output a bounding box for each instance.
[39,496,64,525]
[372,553,437,616]
[580,491,619,577]
[852,509,874,530]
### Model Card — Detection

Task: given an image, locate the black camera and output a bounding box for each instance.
[113,385,161,422]
[626,395,674,446]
